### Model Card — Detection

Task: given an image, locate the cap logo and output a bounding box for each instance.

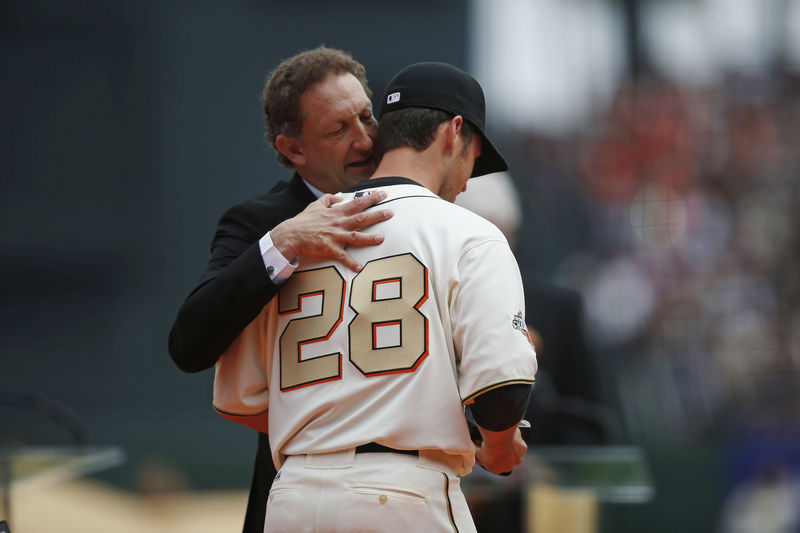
[387,92,400,104]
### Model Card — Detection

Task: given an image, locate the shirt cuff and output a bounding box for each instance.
[259,232,298,284]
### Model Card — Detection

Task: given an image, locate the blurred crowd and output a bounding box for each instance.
[518,68,800,442]
[587,70,798,440]
[505,66,800,530]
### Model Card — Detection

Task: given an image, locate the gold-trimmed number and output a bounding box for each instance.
[278,266,345,391]
[277,254,429,391]
[348,253,429,375]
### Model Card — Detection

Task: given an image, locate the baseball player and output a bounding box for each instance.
[213,62,537,532]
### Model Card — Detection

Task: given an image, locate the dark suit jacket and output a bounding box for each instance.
[168,173,316,533]
[523,279,608,445]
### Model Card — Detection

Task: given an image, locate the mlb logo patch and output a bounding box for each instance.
[512,311,526,332]
[512,311,534,346]
[387,92,401,104]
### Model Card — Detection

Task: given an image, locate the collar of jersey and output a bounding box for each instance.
[345,176,426,192]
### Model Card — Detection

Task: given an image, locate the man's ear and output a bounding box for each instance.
[276,134,306,167]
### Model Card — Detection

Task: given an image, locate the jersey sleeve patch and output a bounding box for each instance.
[512,311,534,346]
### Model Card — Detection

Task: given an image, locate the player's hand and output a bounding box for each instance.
[473,424,527,476]
[270,192,393,272]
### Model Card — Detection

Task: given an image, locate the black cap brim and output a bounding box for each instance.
[470,128,508,178]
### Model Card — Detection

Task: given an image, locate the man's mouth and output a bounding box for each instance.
[347,159,374,169]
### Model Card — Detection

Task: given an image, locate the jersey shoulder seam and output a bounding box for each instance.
[462,378,536,405]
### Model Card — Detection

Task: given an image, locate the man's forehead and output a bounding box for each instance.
[301,74,370,114]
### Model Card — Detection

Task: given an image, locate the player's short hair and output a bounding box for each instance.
[262,46,371,169]
[376,107,476,157]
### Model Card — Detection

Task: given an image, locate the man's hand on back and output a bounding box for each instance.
[270,191,393,272]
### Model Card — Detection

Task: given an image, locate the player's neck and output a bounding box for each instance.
[370,145,447,195]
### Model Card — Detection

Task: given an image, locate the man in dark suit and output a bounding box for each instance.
[168,46,392,533]
[522,279,608,445]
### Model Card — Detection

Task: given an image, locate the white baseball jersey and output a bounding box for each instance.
[213,177,537,472]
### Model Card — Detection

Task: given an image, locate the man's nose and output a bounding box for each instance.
[353,121,376,152]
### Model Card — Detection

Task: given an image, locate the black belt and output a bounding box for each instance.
[355,442,418,457]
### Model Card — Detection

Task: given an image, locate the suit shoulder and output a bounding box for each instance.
[224,180,296,214]
[215,179,308,238]
[222,179,308,219]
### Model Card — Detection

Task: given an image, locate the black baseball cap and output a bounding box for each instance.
[378,62,508,178]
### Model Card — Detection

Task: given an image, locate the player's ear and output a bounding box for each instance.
[276,134,306,167]
[442,116,463,154]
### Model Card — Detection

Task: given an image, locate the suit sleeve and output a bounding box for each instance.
[168,202,283,373]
